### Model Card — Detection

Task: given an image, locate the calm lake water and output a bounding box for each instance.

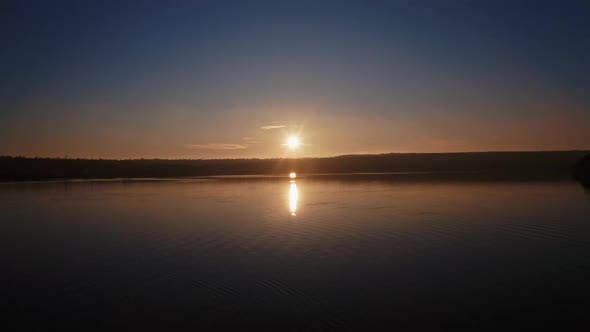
[2,175,590,330]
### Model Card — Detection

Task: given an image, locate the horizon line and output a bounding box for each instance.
[2,149,589,161]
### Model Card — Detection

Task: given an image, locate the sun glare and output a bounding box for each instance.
[287,136,300,149]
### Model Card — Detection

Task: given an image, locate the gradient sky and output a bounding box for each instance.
[2,0,589,158]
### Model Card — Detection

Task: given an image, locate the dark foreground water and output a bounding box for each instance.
[2,175,590,330]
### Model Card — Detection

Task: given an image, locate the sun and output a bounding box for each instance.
[287,136,300,149]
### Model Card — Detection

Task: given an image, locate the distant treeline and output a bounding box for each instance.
[574,153,590,187]
[0,151,589,182]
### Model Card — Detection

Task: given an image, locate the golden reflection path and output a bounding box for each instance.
[289,174,298,216]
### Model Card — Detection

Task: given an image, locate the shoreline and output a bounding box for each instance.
[1,151,588,182]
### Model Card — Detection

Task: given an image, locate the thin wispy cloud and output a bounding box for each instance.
[184,143,248,150]
[241,137,258,144]
[260,125,286,130]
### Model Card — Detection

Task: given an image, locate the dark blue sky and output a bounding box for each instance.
[2,0,589,158]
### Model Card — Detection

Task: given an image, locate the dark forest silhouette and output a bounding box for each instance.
[1,151,588,182]
[574,153,590,187]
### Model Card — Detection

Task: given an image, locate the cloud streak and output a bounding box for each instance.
[184,143,248,150]
[260,125,286,130]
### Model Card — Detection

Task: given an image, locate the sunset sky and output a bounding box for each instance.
[2,0,589,159]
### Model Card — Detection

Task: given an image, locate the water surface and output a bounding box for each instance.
[2,176,590,329]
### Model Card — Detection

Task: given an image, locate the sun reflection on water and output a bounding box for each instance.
[289,181,298,216]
